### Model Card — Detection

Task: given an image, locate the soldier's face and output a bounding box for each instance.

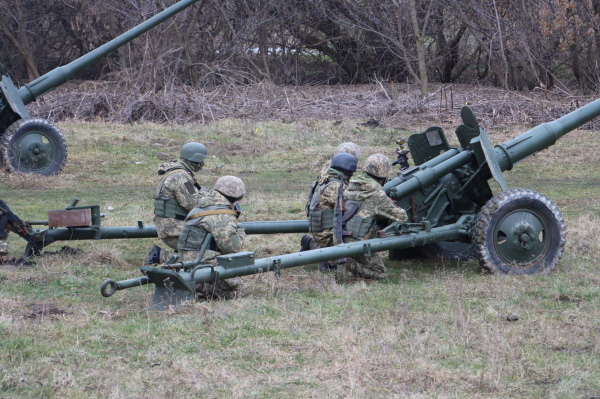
[188,161,204,172]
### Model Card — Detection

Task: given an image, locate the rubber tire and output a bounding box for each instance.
[1,118,67,175]
[473,188,566,275]
[415,241,478,261]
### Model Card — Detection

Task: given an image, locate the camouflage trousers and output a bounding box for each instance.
[180,249,244,299]
[310,229,338,268]
[154,215,183,262]
[339,237,388,280]
[0,236,8,256]
[154,216,184,250]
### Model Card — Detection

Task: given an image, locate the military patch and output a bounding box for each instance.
[184,181,196,195]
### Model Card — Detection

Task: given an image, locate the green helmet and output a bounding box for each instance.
[214,176,246,199]
[335,142,362,160]
[180,142,207,163]
[363,154,392,178]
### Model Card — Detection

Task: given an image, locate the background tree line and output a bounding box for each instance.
[1,0,599,95]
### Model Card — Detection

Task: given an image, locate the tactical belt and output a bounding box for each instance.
[185,209,237,221]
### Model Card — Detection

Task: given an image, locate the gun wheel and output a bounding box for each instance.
[1,118,67,175]
[473,189,566,275]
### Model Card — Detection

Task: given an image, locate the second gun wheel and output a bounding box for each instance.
[473,188,566,275]
[1,118,68,175]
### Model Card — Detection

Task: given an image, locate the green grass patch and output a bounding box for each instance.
[0,119,599,397]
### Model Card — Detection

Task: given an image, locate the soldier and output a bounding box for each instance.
[178,176,246,299]
[150,142,207,263]
[318,142,362,178]
[337,154,407,279]
[0,236,7,259]
[301,142,362,272]
[301,153,357,272]
[0,238,7,257]
[0,208,8,257]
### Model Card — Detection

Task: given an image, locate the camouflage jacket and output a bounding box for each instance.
[192,190,246,255]
[344,173,407,228]
[319,160,332,180]
[156,161,203,212]
[313,168,345,211]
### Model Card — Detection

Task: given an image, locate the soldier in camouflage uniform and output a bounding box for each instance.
[301,142,362,271]
[301,153,357,272]
[151,142,207,263]
[178,176,246,299]
[0,210,8,257]
[318,142,362,179]
[337,154,407,279]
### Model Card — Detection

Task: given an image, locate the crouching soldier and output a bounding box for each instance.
[178,176,246,299]
[338,154,407,279]
[151,142,207,263]
[0,208,8,257]
[318,142,362,179]
[302,153,357,272]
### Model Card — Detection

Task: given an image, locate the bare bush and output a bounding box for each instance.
[29,82,600,129]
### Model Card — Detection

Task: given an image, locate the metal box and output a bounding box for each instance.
[216,251,255,269]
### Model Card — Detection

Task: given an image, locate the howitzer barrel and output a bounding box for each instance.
[385,150,473,200]
[385,98,600,200]
[17,0,201,104]
[495,98,600,170]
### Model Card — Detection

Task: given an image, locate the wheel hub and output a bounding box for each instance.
[494,208,550,266]
[15,131,55,171]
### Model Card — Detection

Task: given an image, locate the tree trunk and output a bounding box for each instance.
[0,5,39,80]
[408,0,429,95]
[108,13,129,73]
[157,0,198,85]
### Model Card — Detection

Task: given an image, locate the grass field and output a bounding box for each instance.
[1,117,599,398]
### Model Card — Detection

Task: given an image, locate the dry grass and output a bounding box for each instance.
[29,82,600,130]
[0,115,599,397]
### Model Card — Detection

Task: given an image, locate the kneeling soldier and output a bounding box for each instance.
[318,142,362,179]
[178,176,246,299]
[303,152,357,272]
[151,142,207,263]
[338,154,407,279]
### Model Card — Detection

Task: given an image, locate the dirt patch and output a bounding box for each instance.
[24,303,69,319]
[550,346,594,354]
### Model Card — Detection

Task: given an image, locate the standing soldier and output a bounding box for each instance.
[150,142,207,263]
[338,154,407,279]
[301,153,357,272]
[178,176,246,299]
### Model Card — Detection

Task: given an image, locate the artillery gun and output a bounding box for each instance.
[0,0,202,176]
[102,99,600,309]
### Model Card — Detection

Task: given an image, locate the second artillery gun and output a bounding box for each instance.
[0,0,203,176]
[103,99,600,308]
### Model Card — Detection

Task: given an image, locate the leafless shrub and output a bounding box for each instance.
[29,82,600,129]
